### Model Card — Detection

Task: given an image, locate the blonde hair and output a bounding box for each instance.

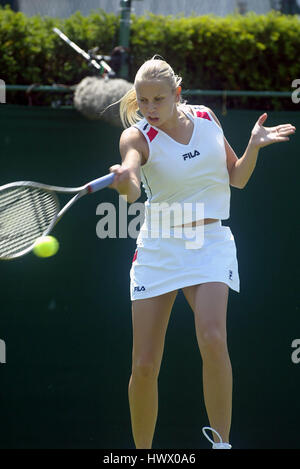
[120,56,183,128]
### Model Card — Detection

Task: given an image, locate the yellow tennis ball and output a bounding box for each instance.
[33,236,59,258]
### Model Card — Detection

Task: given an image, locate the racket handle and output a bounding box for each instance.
[86,173,115,193]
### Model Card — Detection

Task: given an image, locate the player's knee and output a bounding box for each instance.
[198,326,227,354]
[131,360,159,381]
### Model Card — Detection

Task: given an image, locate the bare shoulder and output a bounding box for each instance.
[119,126,149,165]
[120,126,146,148]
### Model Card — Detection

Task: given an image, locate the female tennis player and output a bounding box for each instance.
[108,56,295,449]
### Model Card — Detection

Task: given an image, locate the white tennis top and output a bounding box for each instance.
[133,105,230,226]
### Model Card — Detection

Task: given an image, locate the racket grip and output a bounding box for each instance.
[86,173,115,193]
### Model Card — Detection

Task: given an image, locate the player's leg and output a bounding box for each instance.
[129,290,178,449]
[182,282,231,444]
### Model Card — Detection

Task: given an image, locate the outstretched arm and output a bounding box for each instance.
[209,110,296,189]
[230,113,295,189]
[109,127,146,203]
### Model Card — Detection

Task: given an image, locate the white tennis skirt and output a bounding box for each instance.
[130,220,240,301]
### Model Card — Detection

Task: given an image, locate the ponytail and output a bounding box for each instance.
[119,87,140,128]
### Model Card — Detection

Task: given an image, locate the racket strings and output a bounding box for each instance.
[0,187,59,258]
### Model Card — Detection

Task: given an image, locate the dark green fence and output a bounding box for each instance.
[0,104,299,449]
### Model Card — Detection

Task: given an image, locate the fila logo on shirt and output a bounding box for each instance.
[182,149,200,161]
[134,286,146,292]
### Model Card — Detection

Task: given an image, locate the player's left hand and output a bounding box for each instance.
[250,113,296,148]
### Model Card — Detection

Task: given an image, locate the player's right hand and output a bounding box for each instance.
[108,164,131,192]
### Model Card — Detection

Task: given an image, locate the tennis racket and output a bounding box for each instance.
[0,173,115,260]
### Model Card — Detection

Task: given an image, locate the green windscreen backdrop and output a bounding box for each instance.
[0,104,299,449]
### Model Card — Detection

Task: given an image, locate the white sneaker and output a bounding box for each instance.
[202,426,232,449]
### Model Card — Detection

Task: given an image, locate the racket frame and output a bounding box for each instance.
[0,173,114,260]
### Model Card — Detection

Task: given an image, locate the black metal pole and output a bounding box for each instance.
[119,0,132,79]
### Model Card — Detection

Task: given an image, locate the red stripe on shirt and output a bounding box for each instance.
[132,249,138,263]
[147,127,158,142]
[196,111,211,121]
